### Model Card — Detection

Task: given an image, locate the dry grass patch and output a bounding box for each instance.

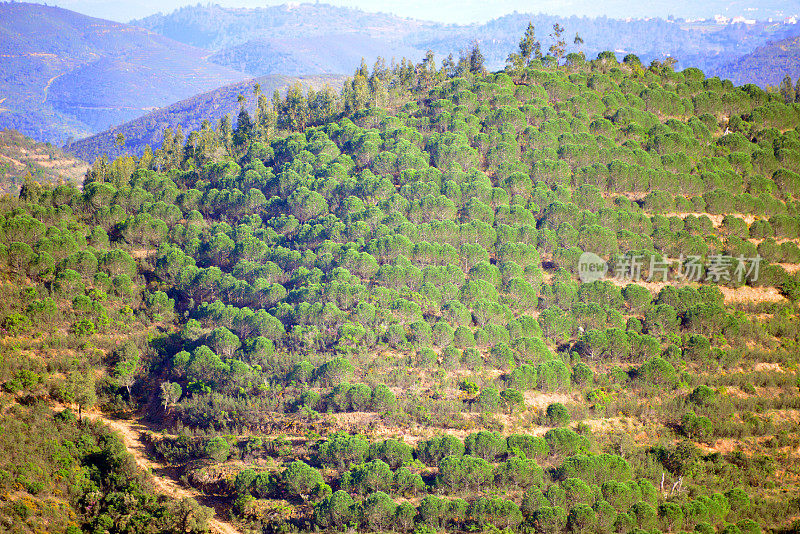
[719,285,785,303]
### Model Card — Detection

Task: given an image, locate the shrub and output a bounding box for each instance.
[546,402,571,426]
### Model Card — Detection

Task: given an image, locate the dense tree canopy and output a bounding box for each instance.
[1,23,799,534]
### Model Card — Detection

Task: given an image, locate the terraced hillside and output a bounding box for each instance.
[1,41,800,534]
[0,128,88,195]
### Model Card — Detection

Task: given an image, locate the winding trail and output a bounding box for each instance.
[42,72,65,103]
[81,411,241,534]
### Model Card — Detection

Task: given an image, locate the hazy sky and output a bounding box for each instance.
[16,0,800,24]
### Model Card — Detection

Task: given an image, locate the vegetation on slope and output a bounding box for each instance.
[2,25,800,534]
[0,404,212,533]
[68,74,346,162]
[717,33,800,88]
[0,128,88,195]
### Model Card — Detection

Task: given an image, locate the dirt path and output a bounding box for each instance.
[81,411,241,534]
[43,72,65,103]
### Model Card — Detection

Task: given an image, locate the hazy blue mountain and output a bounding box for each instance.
[711,29,800,87]
[133,3,445,50]
[209,34,424,76]
[468,0,800,22]
[0,2,249,145]
[134,3,800,79]
[459,13,800,73]
[19,0,800,27]
[135,3,445,76]
[68,74,345,161]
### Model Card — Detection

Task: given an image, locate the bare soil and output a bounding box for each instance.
[77,409,242,534]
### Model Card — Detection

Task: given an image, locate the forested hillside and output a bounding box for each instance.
[2,30,800,534]
[69,74,346,161]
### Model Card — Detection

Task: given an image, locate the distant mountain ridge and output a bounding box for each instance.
[208,34,424,77]
[0,2,249,145]
[133,3,441,78]
[133,3,442,50]
[135,3,800,78]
